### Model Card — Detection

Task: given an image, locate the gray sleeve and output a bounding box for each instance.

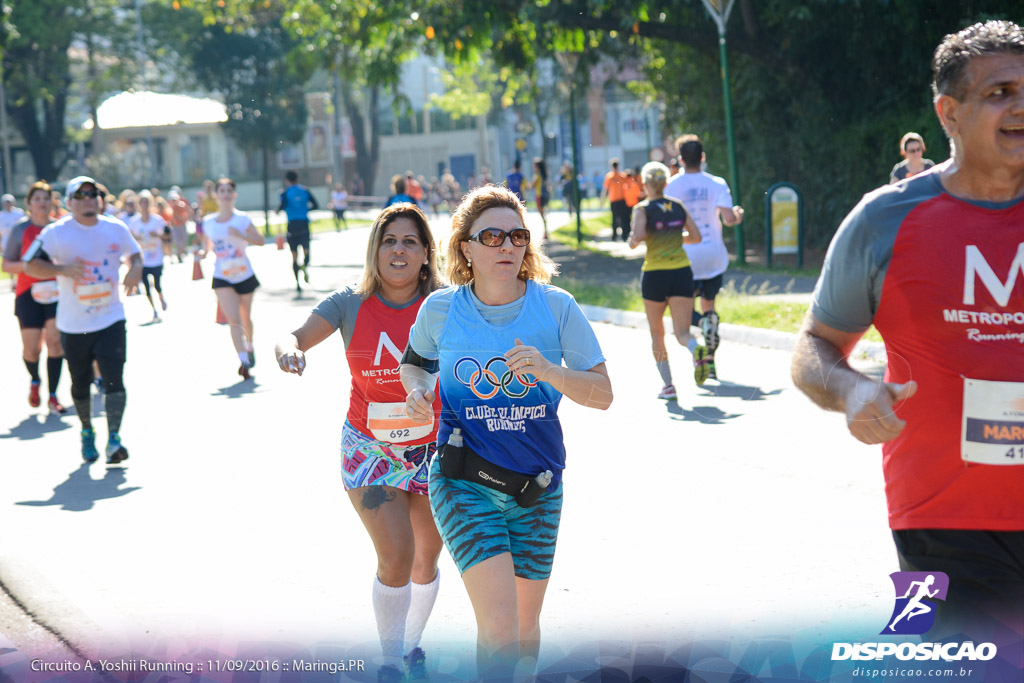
[2,222,27,260]
[408,288,455,359]
[811,201,881,333]
[811,183,921,333]
[312,287,363,347]
[544,286,606,370]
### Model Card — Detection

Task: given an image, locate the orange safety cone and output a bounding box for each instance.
[215,303,228,325]
[192,253,204,280]
[275,234,286,250]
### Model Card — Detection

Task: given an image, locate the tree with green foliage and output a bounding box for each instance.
[419,0,1018,250]
[277,0,424,195]
[0,0,136,184]
[173,1,314,229]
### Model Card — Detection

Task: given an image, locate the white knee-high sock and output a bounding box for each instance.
[373,577,411,668]
[405,570,440,654]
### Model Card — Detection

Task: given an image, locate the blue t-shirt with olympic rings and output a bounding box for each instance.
[408,281,604,488]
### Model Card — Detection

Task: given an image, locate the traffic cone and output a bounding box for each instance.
[275,234,285,250]
[192,253,204,280]
[215,303,227,325]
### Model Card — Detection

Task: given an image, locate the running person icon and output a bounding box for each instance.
[888,575,939,632]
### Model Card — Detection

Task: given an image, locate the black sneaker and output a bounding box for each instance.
[700,311,720,354]
[105,432,129,464]
[405,647,429,681]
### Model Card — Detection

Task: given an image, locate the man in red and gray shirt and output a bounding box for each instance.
[792,21,1024,648]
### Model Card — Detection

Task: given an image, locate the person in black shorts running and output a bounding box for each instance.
[24,176,142,463]
[628,162,708,400]
[2,180,66,414]
[279,170,319,292]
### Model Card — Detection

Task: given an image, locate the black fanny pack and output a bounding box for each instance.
[438,441,552,508]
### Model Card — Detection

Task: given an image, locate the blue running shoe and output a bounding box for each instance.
[405,647,429,681]
[81,428,98,463]
[377,665,404,683]
[106,432,129,464]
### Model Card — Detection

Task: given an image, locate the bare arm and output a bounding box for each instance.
[25,257,84,281]
[401,363,440,423]
[122,253,143,294]
[505,338,613,410]
[2,257,24,274]
[627,204,647,249]
[682,214,702,244]
[539,362,613,410]
[231,222,265,246]
[719,205,745,226]
[791,311,916,444]
[275,312,336,375]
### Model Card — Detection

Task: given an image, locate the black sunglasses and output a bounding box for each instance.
[468,227,530,247]
[70,189,100,200]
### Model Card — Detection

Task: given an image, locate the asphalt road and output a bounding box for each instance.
[0,216,933,681]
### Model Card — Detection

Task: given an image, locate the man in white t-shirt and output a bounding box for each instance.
[24,176,142,464]
[664,134,744,378]
[128,190,168,320]
[0,193,26,251]
[1,193,26,291]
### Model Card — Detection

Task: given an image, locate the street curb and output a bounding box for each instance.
[578,303,887,361]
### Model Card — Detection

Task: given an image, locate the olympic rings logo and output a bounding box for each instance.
[454,356,538,399]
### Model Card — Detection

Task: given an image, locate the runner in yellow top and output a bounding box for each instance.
[628,161,710,400]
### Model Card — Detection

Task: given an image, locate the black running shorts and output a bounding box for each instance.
[14,290,57,330]
[641,266,695,302]
[211,275,260,295]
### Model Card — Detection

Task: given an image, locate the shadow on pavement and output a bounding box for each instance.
[15,463,141,512]
[211,379,261,399]
[665,402,741,424]
[700,381,783,402]
[0,414,73,442]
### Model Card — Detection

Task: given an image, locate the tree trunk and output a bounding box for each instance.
[262,142,271,236]
[341,82,380,196]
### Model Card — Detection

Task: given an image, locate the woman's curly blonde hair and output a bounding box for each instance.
[446,185,557,285]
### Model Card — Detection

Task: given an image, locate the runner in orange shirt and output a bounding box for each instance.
[601,159,629,241]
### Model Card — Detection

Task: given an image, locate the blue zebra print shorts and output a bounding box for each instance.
[428,456,563,580]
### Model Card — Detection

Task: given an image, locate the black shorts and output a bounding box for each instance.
[892,528,1024,634]
[211,275,260,295]
[61,319,127,367]
[693,273,724,300]
[333,209,346,219]
[286,221,310,251]
[14,290,57,330]
[641,267,694,302]
[142,265,163,279]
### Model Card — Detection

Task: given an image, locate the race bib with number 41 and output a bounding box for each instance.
[962,378,1024,465]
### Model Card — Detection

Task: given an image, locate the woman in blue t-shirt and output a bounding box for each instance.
[401,185,613,679]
